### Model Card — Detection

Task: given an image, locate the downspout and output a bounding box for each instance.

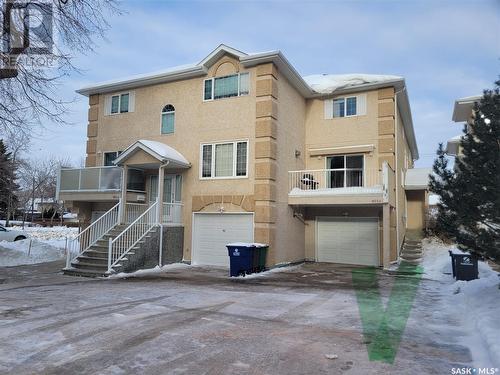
[157,161,170,267]
[394,87,405,258]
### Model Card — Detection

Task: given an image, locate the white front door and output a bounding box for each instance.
[316,217,379,266]
[192,213,254,267]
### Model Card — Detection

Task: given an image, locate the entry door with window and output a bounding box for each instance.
[149,174,182,221]
[327,155,364,188]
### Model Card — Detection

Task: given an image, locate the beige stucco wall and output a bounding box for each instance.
[304,90,380,174]
[273,69,307,264]
[406,190,426,231]
[92,55,257,261]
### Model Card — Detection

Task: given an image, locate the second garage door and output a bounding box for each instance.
[192,213,254,267]
[317,217,379,266]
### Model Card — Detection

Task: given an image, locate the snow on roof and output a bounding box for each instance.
[114,140,190,167]
[77,63,197,94]
[138,140,190,166]
[303,74,403,94]
[405,168,432,190]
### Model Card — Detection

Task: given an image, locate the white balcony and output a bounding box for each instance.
[288,168,389,206]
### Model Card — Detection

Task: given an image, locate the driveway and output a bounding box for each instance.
[0,261,472,374]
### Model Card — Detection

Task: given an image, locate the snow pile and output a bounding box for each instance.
[234,264,302,279]
[13,226,78,242]
[303,74,403,94]
[226,242,268,248]
[0,226,77,267]
[0,239,66,266]
[422,238,500,367]
[109,263,191,279]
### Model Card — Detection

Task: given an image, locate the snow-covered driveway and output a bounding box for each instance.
[0,240,498,374]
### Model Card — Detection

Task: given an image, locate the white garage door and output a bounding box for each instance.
[192,213,254,267]
[317,217,379,266]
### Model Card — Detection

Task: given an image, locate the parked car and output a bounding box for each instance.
[0,225,28,242]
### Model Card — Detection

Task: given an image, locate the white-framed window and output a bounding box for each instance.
[204,72,250,101]
[333,96,357,117]
[105,91,135,115]
[324,94,366,119]
[161,104,175,134]
[326,154,364,188]
[111,93,129,114]
[103,151,123,166]
[200,140,248,179]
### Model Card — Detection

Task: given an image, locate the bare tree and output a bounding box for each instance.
[0,0,121,136]
[17,155,69,226]
[4,132,29,225]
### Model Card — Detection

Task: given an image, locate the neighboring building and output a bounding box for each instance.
[57,44,427,275]
[446,95,481,156]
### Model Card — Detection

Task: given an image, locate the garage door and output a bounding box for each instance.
[192,213,254,267]
[317,217,379,266]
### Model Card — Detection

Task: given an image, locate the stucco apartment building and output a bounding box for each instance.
[446,95,482,157]
[57,45,428,276]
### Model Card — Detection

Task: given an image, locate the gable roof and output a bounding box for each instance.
[76,44,419,160]
[114,140,190,168]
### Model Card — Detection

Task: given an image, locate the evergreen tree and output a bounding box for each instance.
[430,81,500,261]
[0,140,19,219]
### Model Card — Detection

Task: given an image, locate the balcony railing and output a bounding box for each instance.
[288,168,383,194]
[162,202,183,225]
[58,166,122,193]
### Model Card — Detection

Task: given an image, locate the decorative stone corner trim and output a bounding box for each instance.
[191,195,255,212]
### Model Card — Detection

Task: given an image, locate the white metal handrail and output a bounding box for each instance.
[108,201,158,271]
[288,168,382,193]
[162,202,183,225]
[65,201,120,268]
[126,202,149,223]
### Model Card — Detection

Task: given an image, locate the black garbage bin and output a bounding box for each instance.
[449,251,479,281]
[226,243,255,277]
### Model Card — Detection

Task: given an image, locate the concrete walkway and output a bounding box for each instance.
[0,261,472,374]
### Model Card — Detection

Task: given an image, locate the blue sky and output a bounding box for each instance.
[31,0,499,167]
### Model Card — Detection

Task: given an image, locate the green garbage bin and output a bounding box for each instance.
[255,243,268,272]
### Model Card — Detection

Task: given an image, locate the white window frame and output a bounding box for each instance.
[102,150,123,166]
[203,72,250,102]
[333,96,358,118]
[325,154,365,188]
[199,140,249,180]
[109,92,131,115]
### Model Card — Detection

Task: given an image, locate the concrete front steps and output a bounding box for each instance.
[399,238,423,265]
[63,225,155,278]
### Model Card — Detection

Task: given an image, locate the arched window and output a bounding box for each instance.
[161,104,175,134]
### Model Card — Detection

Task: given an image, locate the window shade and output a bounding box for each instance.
[214,143,234,177]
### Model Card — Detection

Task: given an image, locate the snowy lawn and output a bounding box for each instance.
[422,238,500,368]
[0,226,78,267]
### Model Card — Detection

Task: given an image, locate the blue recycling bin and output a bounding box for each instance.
[227,243,256,277]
